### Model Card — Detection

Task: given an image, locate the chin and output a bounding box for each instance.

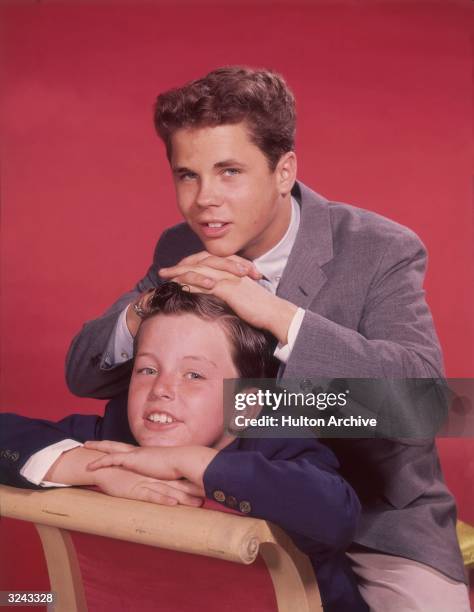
[204,241,243,258]
[134,431,172,447]
[142,436,179,448]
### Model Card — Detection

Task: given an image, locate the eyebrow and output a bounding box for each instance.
[214,159,247,169]
[172,159,247,174]
[182,355,218,368]
[135,352,218,368]
[172,166,194,175]
[135,352,157,360]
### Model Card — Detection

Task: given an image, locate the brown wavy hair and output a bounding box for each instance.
[135,282,279,379]
[154,66,296,170]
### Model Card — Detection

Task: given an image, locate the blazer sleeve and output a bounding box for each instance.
[202,438,361,554]
[0,412,102,489]
[0,394,133,489]
[282,229,445,380]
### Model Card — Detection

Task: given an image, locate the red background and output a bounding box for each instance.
[0,0,472,608]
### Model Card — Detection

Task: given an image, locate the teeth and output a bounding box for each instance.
[147,413,174,424]
[207,223,224,228]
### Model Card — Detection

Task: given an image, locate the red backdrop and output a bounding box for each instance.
[1,0,472,607]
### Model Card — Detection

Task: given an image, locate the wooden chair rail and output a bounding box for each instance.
[0,485,322,612]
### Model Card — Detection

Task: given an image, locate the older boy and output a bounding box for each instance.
[28,67,469,608]
[1,283,367,612]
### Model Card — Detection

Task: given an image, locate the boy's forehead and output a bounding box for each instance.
[137,313,232,354]
[170,122,259,163]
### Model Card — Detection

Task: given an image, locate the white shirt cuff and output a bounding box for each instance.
[114,306,134,362]
[20,439,83,487]
[273,307,305,363]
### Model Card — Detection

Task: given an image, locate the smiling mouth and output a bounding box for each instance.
[147,412,175,424]
[144,411,182,429]
[199,222,231,238]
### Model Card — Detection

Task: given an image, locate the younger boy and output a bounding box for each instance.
[1,283,367,612]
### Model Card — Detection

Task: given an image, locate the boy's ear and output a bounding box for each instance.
[230,387,262,432]
[276,151,297,197]
[241,390,262,421]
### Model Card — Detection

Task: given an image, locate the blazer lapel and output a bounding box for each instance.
[276,181,334,309]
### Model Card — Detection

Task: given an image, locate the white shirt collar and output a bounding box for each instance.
[253,196,300,291]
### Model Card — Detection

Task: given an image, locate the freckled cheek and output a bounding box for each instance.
[187,391,222,418]
[129,382,148,402]
[205,392,226,425]
[127,398,141,422]
[128,387,148,421]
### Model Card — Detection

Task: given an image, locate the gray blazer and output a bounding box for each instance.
[65,181,465,582]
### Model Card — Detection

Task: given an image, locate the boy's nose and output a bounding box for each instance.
[148,376,176,401]
[195,179,221,208]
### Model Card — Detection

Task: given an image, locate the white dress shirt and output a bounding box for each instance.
[252,196,305,362]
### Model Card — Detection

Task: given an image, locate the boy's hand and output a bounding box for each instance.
[84,440,136,454]
[87,444,218,490]
[160,251,262,285]
[126,288,155,337]
[93,467,203,507]
[44,445,203,506]
[159,254,297,344]
[87,446,181,480]
[164,478,205,498]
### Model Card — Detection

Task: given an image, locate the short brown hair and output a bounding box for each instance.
[154,66,296,170]
[135,282,279,379]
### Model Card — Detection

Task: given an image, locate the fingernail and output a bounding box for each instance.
[203,278,214,287]
[237,264,247,274]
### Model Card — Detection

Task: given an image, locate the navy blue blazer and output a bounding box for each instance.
[0,397,368,612]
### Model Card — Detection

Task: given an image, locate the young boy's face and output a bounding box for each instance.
[128,313,238,449]
[170,122,292,260]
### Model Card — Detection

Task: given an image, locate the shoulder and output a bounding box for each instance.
[297,181,426,254]
[331,202,424,253]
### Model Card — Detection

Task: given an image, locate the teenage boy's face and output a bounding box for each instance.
[128,313,238,448]
[170,122,292,260]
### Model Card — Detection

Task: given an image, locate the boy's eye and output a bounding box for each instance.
[137,367,157,375]
[185,371,204,380]
[178,171,198,181]
[223,168,240,176]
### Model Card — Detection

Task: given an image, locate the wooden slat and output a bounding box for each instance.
[35,525,87,612]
